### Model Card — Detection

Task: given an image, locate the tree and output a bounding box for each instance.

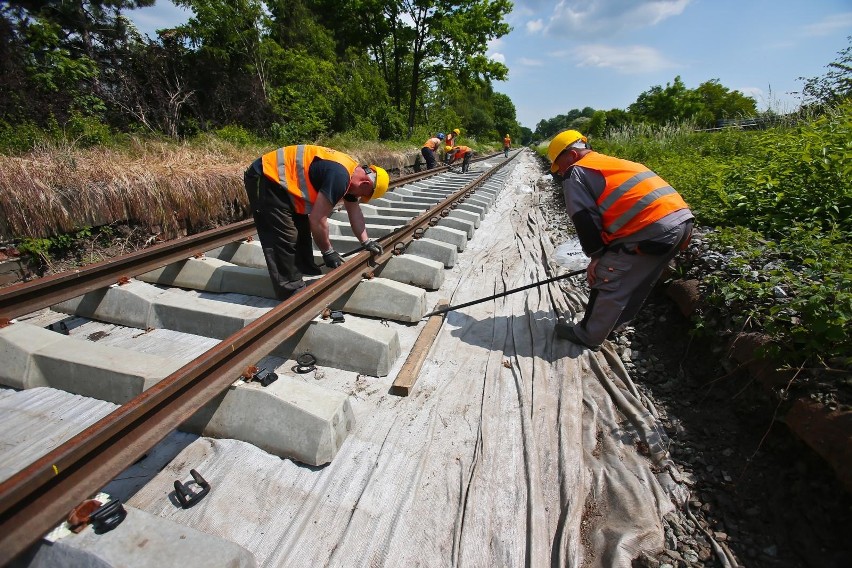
[629,76,756,128]
[491,92,518,140]
[629,76,704,125]
[694,79,756,125]
[350,0,511,132]
[798,36,852,108]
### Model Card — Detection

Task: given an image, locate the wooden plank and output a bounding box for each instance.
[390,300,448,396]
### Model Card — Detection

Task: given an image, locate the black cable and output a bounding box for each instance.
[423,268,586,318]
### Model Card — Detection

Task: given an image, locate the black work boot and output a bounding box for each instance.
[554,323,601,352]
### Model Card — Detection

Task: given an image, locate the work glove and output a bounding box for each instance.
[361,239,383,255]
[322,250,344,268]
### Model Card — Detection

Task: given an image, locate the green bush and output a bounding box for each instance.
[0,121,49,154]
[213,125,262,147]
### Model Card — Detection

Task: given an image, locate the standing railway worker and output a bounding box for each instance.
[447,145,474,173]
[421,133,444,169]
[503,133,512,157]
[547,130,694,351]
[243,145,389,300]
[444,128,460,163]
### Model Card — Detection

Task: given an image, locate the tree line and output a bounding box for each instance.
[0,0,517,149]
[531,76,760,142]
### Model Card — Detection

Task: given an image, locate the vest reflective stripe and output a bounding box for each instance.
[575,152,689,243]
[293,145,311,210]
[260,145,357,215]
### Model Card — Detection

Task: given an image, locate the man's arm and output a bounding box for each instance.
[563,167,606,258]
[308,193,335,252]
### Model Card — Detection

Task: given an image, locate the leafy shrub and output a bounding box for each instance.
[694,226,851,370]
[716,103,852,237]
[213,125,261,147]
[0,121,49,154]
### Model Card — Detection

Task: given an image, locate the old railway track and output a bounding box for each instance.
[0,150,520,564]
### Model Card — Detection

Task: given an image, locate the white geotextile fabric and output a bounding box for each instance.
[127,152,687,567]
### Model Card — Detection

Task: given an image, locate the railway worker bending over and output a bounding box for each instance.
[421,132,444,169]
[243,145,389,300]
[447,145,474,173]
[547,130,694,351]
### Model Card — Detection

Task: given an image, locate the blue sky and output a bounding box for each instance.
[128,0,851,129]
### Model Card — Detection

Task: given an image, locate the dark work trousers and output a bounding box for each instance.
[461,152,472,172]
[244,168,317,300]
[575,220,694,346]
[421,146,437,169]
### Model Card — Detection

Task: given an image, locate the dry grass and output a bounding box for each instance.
[0,138,259,240]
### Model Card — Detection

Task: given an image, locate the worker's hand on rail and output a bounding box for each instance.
[361,239,383,256]
[322,250,344,268]
[586,257,600,286]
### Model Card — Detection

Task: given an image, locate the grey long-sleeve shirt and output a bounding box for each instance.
[562,160,694,258]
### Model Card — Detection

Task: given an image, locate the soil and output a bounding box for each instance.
[629,290,852,567]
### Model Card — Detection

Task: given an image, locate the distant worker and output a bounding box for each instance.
[503,133,512,157]
[243,145,389,300]
[421,133,444,170]
[444,128,460,163]
[447,145,474,173]
[547,130,693,351]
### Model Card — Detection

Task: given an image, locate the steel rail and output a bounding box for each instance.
[0,150,519,563]
[0,220,254,321]
[0,152,506,322]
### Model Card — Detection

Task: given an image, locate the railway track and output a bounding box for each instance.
[0,150,521,564]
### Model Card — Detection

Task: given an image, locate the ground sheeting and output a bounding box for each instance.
[125,152,687,567]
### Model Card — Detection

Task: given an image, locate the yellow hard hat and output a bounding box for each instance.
[444,145,453,153]
[364,165,389,202]
[453,128,460,135]
[547,129,587,172]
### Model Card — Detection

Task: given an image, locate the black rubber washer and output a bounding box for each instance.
[297,353,317,366]
[293,353,317,374]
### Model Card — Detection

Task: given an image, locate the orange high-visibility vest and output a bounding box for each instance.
[453,145,471,157]
[261,145,357,214]
[503,136,511,147]
[423,137,441,150]
[574,152,689,244]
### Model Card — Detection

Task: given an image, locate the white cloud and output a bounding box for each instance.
[739,87,764,101]
[802,12,852,37]
[562,44,678,74]
[490,52,507,64]
[544,0,691,39]
[519,57,545,67]
[526,19,544,33]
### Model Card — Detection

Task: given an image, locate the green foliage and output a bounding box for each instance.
[0,121,50,154]
[798,36,852,108]
[714,103,852,236]
[213,125,262,146]
[629,76,757,128]
[17,226,94,262]
[64,112,113,147]
[694,226,851,369]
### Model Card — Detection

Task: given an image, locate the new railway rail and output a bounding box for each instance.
[0,150,520,563]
